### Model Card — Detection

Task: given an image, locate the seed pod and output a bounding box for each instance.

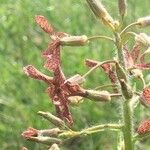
[60,35,88,46]
[118,0,127,18]
[137,119,150,135]
[28,136,62,146]
[86,90,111,102]
[137,16,150,27]
[38,128,61,137]
[66,74,85,84]
[68,96,83,106]
[37,111,65,128]
[49,144,60,150]
[86,0,115,30]
[135,33,150,47]
[120,79,133,99]
[140,87,150,108]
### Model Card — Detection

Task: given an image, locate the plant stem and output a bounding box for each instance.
[122,100,134,150]
[114,32,125,67]
[114,30,134,149]
[59,123,123,138]
[82,60,116,78]
[120,22,139,36]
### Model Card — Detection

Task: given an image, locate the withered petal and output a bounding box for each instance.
[23,65,53,84]
[35,15,54,35]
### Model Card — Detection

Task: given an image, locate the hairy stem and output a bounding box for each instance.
[115,31,134,149]
[82,60,116,78]
[122,100,134,150]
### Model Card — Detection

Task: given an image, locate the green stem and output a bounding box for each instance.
[59,123,123,138]
[122,100,134,150]
[120,22,139,36]
[114,30,134,149]
[82,60,116,78]
[114,32,125,67]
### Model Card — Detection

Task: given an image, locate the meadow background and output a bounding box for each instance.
[0,0,150,149]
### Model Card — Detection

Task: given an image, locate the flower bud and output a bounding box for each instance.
[135,33,150,47]
[66,74,85,84]
[120,79,133,99]
[60,35,88,46]
[49,144,60,150]
[118,0,127,18]
[86,0,115,30]
[137,16,150,28]
[37,111,65,128]
[140,87,150,107]
[68,96,83,106]
[39,128,61,137]
[86,90,111,102]
[137,119,150,135]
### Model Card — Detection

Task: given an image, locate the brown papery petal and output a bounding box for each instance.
[35,15,54,34]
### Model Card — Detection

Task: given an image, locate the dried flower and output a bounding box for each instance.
[137,16,150,27]
[22,127,38,139]
[137,119,150,135]
[23,65,53,84]
[35,15,68,39]
[123,43,150,70]
[140,87,150,107]
[35,15,54,35]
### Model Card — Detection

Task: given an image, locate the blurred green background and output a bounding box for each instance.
[0,0,150,149]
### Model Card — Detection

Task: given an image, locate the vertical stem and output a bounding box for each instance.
[114,32,134,150]
[122,100,133,150]
[114,33,125,67]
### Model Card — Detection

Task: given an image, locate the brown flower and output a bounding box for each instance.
[137,119,150,135]
[123,43,150,70]
[24,39,85,125]
[22,127,38,139]
[35,15,68,39]
[140,87,150,107]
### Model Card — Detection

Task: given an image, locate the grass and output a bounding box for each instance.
[0,0,150,149]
